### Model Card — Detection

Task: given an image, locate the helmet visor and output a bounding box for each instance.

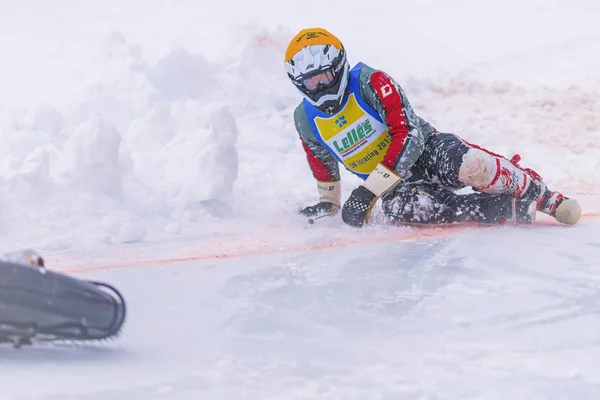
[302,69,335,92]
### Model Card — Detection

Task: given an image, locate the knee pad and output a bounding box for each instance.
[458,148,498,188]
[459,148,544,200]
[382,185,444,223]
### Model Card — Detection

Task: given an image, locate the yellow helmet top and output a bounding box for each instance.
[284,28,344,62]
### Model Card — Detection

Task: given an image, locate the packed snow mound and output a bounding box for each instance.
[0,29,259,250]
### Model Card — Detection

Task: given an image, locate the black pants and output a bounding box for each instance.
[380,133,516,224]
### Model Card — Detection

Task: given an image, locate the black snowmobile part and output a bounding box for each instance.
[0,260,126,348]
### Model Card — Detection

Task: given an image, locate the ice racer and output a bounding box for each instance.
[285,28,582,227]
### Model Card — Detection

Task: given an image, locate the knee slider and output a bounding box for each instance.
[382,185,437,223]
[458,148,498,188]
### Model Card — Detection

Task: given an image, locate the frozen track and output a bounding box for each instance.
[0,1,599,398]
[3,216,600,400]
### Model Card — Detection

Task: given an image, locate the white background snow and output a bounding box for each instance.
[1,0,599,399]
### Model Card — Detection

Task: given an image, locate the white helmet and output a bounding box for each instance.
[285,28,350,115]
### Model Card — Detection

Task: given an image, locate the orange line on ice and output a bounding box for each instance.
[583,212,600,218]
[63,226,460,274]
[61,212,600,275]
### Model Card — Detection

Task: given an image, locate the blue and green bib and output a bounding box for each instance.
[303,63,390,179]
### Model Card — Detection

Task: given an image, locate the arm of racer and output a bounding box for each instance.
[294,104,342,216]
[363,70,426,188]
[341,70,428,227]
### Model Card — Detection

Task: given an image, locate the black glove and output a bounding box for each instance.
[299,201,340,217]
[342,186,377,227]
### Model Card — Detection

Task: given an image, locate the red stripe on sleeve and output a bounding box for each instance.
[369,71,410,169]
[301,141,334,181]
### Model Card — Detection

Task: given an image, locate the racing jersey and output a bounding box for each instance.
[294,62,436,182]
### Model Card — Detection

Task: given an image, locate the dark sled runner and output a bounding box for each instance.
[0,259,126,348]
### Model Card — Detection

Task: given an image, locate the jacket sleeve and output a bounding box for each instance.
[294,104,341,182]
[361,70,428,179]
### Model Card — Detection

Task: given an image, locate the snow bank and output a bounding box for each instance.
[0,31,247,250]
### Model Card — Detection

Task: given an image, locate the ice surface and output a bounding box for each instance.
[0,0,599,399]
[4,219,600,400]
